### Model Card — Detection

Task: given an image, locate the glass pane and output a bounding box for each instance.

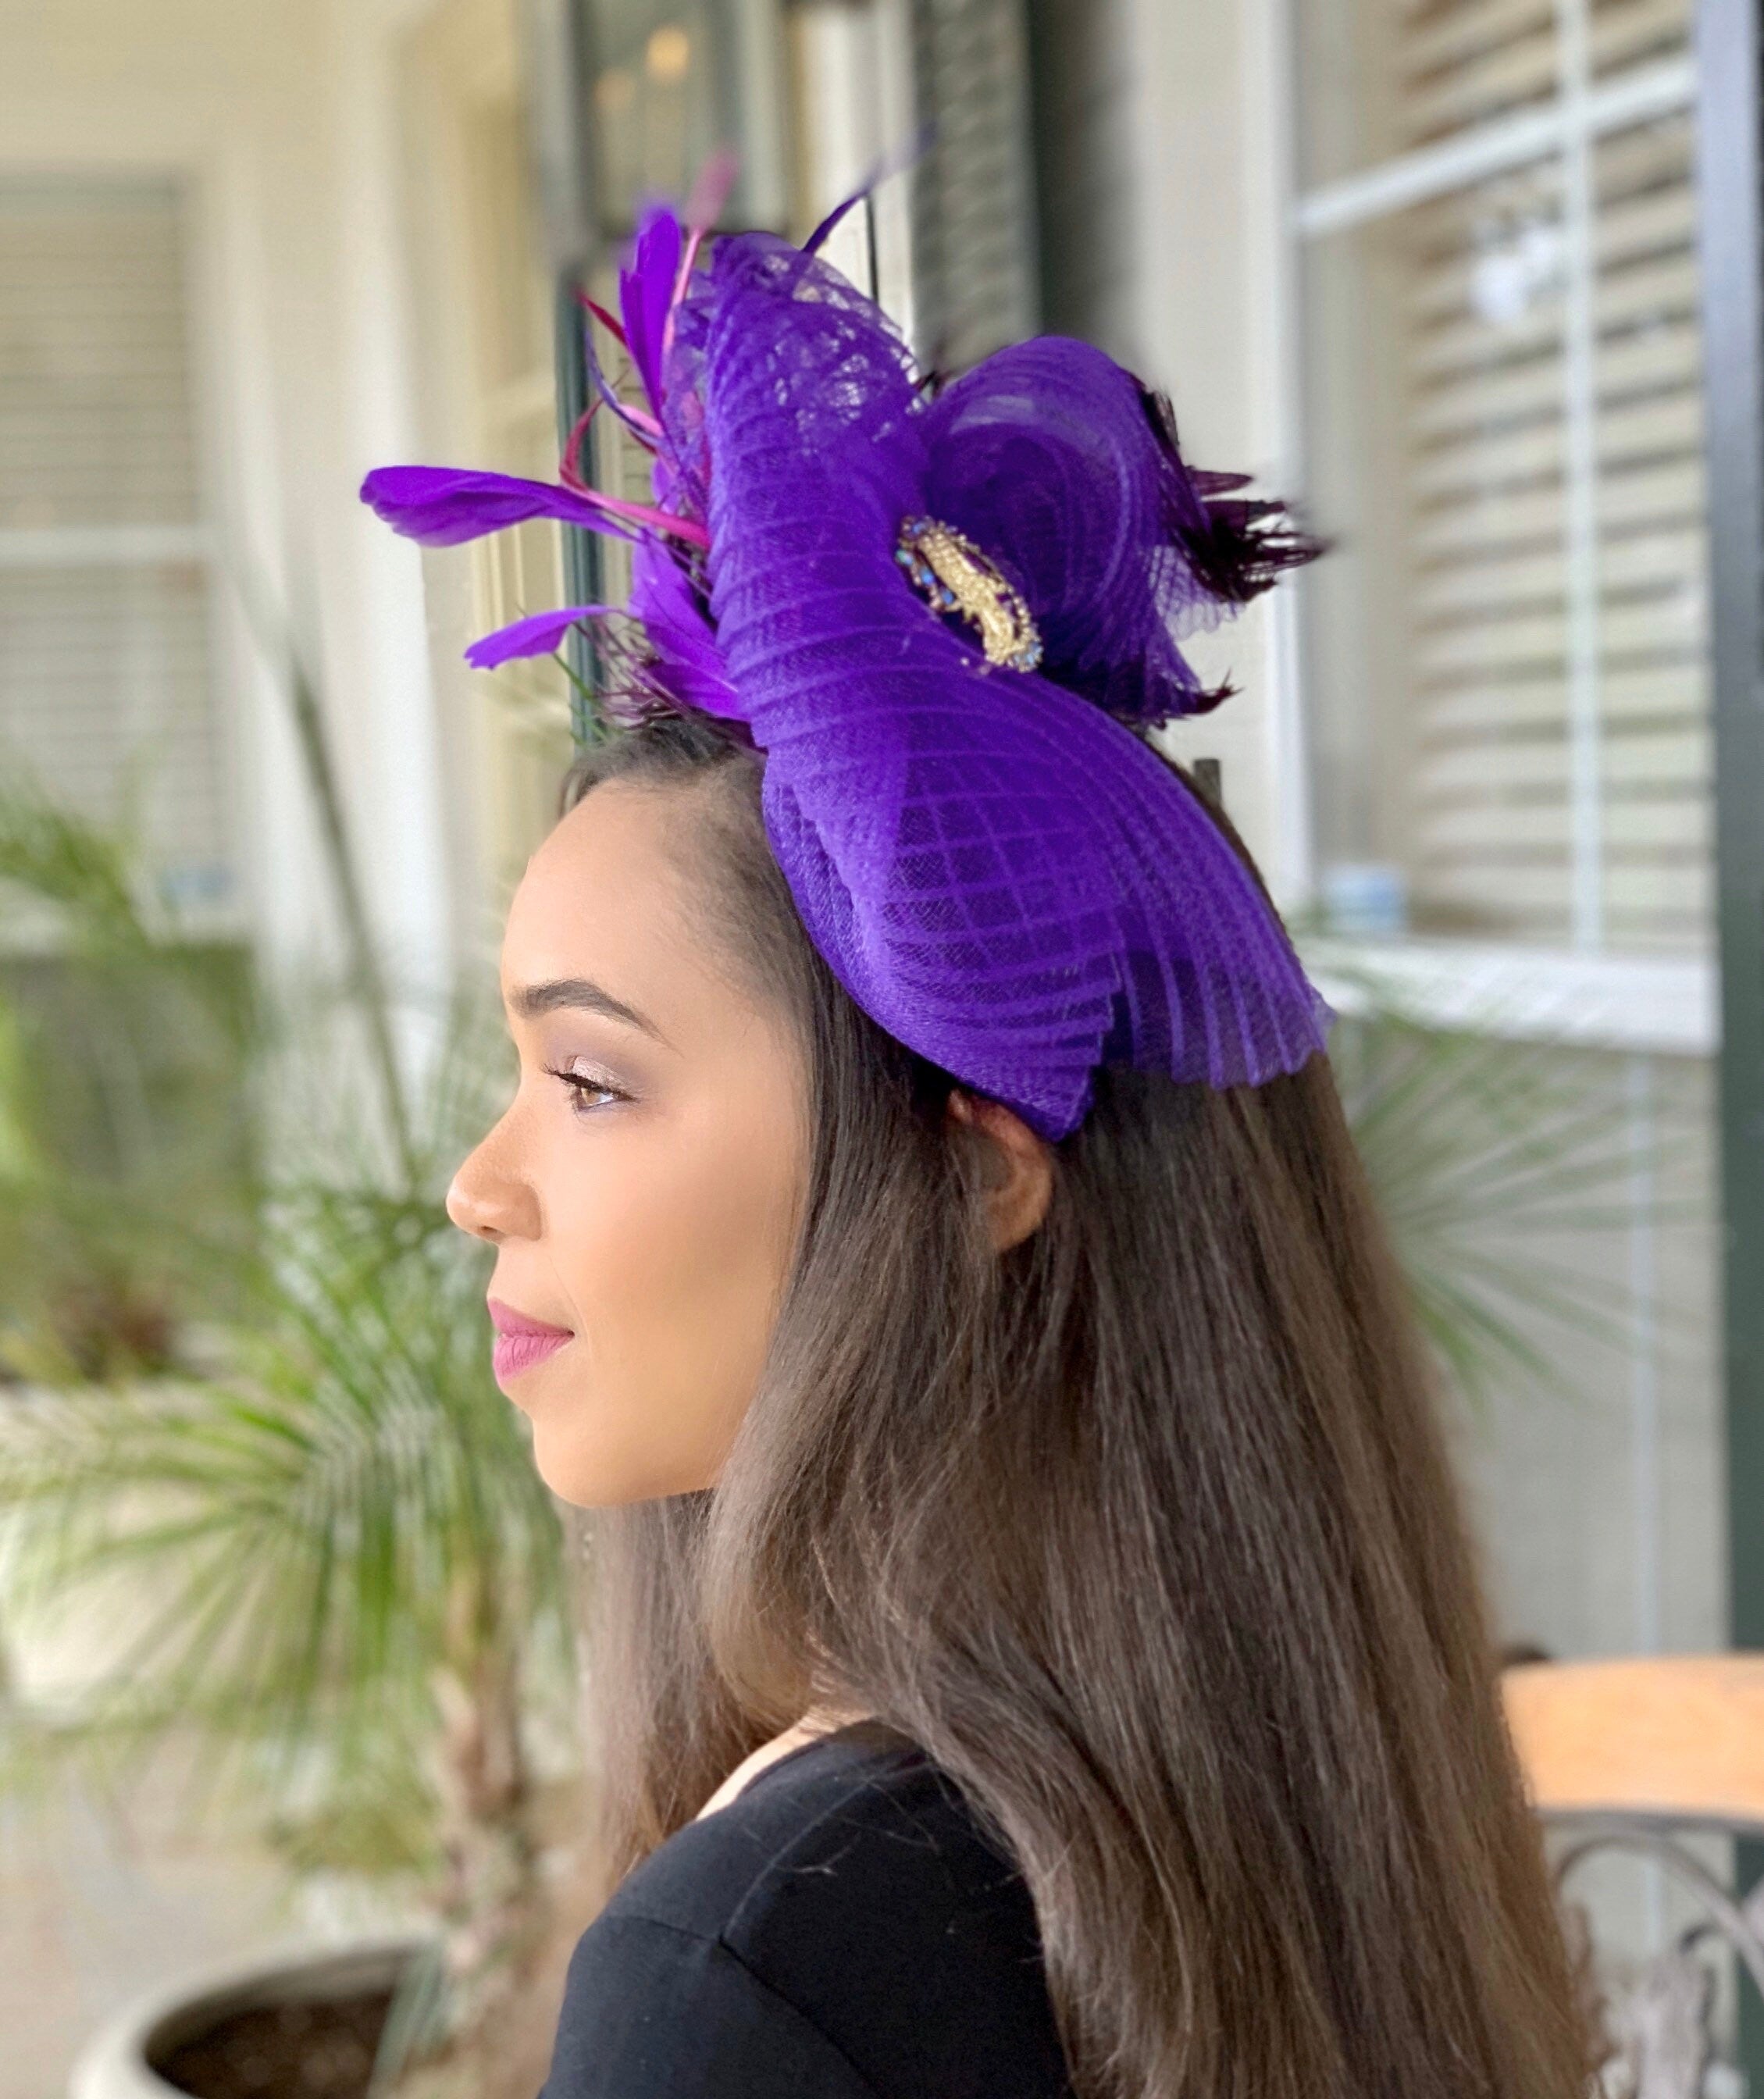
[1300,105,1712,958]
[583,1,789,235]
[1297,0,1560,191]
[1295,0,1694,194]
[1589,0,1692,83]
[1302,154,1573,942]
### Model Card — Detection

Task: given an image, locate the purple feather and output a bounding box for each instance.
[628,539,743,718]
[463,605,614,669]
[620,203,683,416]
[360,462,706,550]
[359,465,639,548]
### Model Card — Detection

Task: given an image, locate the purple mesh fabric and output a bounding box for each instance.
[920,340,1316,722]
[670,233,1327,1136]
[359,202,1331,1140]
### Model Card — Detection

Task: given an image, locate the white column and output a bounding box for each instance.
[312,0,456,1084]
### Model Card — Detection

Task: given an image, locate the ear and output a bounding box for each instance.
[945,1089,1054,1252]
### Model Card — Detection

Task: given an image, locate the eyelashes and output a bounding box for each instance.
[543,1063,631,1117]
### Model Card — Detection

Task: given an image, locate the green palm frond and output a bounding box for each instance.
[1328,960,1703,1406]
[0,1163,572,1774]
[0,622,574,2092]
[0,768,281,1378]
[0,747,149,946]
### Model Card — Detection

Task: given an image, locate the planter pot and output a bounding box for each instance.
[69,1935,432,2099]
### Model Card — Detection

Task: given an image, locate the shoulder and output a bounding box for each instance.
[540,1917,878,2098]
[540,1722,1074,2099]
[608,1721,1025,1943]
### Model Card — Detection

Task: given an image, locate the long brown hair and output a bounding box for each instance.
[555,712,1589,2099]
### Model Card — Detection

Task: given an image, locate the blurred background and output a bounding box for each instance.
[1,2,1761,2096]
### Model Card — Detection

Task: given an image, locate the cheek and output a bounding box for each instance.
[533,1082,804,1503]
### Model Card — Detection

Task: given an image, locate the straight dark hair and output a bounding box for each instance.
[555,711,1590,2099]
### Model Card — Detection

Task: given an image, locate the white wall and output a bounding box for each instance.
[0,12,470,2079]
[0,0,457,1084]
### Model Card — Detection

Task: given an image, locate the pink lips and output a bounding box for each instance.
[487,1296,574,1388]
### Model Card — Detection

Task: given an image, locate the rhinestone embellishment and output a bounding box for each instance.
[894,515,1044,674]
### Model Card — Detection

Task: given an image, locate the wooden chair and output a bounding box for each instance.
[1503,1657,1764,2099]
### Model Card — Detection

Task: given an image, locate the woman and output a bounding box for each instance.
[366,194,1589,2099]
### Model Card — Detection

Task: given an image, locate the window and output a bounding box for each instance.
[1293,0,1708,958]
[574,0,921,607]
[588,0,790,234]
[0,176,237,934]
[401,0,583,917]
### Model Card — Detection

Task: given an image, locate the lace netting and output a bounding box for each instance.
[669,233,1329,1139]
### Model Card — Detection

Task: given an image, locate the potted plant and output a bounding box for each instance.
[0,647,593,2099]
[69,1936,427,2099]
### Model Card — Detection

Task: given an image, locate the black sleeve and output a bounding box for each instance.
[538,1912,880,2099]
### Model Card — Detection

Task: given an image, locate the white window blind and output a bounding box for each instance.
[1295,0,1709,956]
[0,177,235,928]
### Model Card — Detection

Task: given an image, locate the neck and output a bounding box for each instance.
[693,1702,876,1822]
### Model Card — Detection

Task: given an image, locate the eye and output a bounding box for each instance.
[543,1062,630,1117]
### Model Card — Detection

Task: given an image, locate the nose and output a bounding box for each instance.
[445,1124,539,1245]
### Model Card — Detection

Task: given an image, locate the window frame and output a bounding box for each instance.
[1696,0,1764,1684]
[1273,0,1716,1054]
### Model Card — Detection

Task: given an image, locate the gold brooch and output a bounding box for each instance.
[894,515,1043,674]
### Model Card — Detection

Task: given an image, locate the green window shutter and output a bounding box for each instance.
[908,0,1041,372]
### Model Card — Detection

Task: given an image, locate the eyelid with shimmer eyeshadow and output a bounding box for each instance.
[543,1059,634,1116]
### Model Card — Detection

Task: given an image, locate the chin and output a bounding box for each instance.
[530,1423,718,1509]
[534,1459,633,1509]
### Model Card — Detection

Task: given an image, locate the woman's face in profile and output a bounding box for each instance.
[445,778,811,1507]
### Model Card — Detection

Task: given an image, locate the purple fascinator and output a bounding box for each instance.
[360,191,1331,1140]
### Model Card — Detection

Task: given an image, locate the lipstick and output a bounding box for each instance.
[487,1296,574,1387]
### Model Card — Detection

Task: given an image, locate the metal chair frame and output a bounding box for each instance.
[1543,1810,1764,2099]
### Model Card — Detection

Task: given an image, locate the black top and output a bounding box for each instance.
[537,1717,1075,2098]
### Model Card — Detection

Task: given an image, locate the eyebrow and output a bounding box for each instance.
[506,976,669,1044]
